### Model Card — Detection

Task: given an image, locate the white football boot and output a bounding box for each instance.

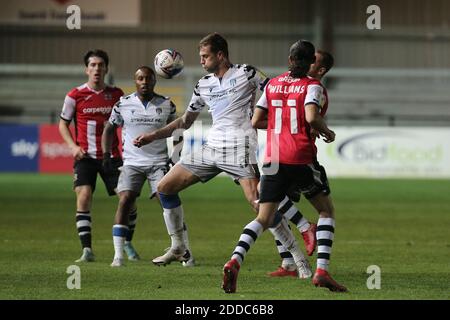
[75,248,95,263]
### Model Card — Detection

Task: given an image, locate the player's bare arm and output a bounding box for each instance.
[305,103,335,143]
[167,109,184,164]
[251,107,268,129]
[101,121,116,155]
[58,118,86,160]
[133,110,199,147]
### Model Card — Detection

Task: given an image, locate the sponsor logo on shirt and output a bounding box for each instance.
[277,76,302,83]
[130,117,162,124]
[209,88,238,101]
[82,106,113,114]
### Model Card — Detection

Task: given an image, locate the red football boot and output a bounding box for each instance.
[222,259,240,293]
[301,223,317,256]
[267,266,298,278]
[312,268,348,292]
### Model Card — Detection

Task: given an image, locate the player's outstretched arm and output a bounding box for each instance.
[133,110,199,148]
[58,118,86,160]
[305,103,335,143]
[252,107,268,129]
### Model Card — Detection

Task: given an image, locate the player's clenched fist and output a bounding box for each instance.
[133,132,155,148]
[71,145,86,160]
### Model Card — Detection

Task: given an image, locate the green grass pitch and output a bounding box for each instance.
[0,173,449,300]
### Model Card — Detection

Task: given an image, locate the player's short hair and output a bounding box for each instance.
[84,49,109,67]
[199,33,229,58]
[317,50,334,73]
[135,65,155,75]
[289,40,315,78]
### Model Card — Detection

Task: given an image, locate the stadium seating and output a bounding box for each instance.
[1,64,450,126]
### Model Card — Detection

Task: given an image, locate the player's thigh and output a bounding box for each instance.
[73,158,98,192]
[116,165,147,197]
[179,146,221,183]
[259,166,290,204]
[147,165,169,199]
[157,163,201,194]
[221,163,260,183]
[300,161,331,199]
[299,162,333,216]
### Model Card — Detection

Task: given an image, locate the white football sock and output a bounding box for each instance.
[163,206,185,252]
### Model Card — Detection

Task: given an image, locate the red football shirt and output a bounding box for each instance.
[257,72,327,164]
[61,83,123,159]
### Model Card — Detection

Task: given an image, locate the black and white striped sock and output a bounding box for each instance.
[231,220,263,265]
[271,212,295,267]
[125,209,137,243]
[270,216,306,270]
[76,211,91,249]
[316,217,335,271]
[279,196,310,232]
[274,238,296,268]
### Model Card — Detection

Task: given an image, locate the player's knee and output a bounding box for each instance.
[76,189,92,209]
[157,180,172,194]
[157,176,184,194]
[325,201,335,218]
[118,192,135,209]
[249,198,259,213]
[256,216,272,230]
[319,208,335,219]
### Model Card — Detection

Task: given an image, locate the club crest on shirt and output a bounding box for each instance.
[156,107,162,115]
[230,79,237,87]
[104,92,113,100]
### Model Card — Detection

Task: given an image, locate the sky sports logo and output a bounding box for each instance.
[11,139,39,159]
[10,140,72,159]
[41,142,72,159]
[329,131,443,163]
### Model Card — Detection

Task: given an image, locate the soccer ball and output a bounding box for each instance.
[154,49,184,79]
